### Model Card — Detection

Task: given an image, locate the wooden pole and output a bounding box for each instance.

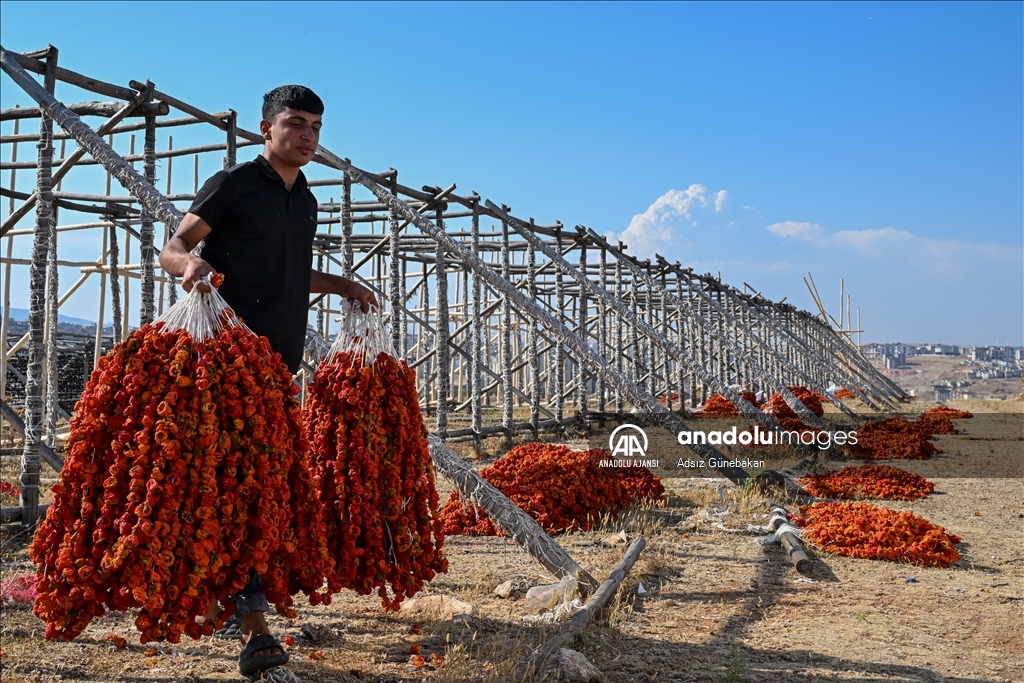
[502,537,646,683]
[0,114,18,403]
[500,213,513,445]
[139,83,157,325]
[434,209,450,438]
[470,196,482,452]
[19,45,57,528]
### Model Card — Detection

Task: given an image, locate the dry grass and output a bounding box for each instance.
[2,399,1022,682]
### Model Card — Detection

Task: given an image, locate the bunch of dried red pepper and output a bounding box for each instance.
[30,284,331,643]
[697,394,742,417]
[793,501,960,567]
[799,464,934,501]
[833,388,857,400]
[845,407,972,462]
[438,443,665,535]
[763,386,826,418]
[844,418,939,460]
[303,310,446,612]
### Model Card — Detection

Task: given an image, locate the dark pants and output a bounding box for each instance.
[232,570,268,617]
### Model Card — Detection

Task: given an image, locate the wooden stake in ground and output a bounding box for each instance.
[500,536,647,683]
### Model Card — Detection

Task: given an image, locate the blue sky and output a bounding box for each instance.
[1,1,1022,345]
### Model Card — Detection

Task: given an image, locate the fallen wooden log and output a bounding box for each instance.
[499,536,646,683]
[428,435,599,595]
[769,505,813,575]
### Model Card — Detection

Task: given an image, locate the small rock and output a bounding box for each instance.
[601,530,628,546]
[400,595,477,620]
[542,648,604,682]
[300,622,335,645]
[495,580,515,598]
[494,578,531,599]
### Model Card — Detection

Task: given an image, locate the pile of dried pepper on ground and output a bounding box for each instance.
[696,394,742,417]
[438,443,665,535]
[845,408,972,461]
[30,281,331,643]
[833,388,857,400]
[792,501,960,567]
[799,464,934,501]
[303,308,446,612]
[763,386,826,418]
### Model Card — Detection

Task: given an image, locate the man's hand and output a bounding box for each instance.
[310,271,378,312]
[180,255,218,293]
[158,214,215,291]
[339,278,377,313]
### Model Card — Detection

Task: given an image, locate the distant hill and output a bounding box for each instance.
[1,307,107,327]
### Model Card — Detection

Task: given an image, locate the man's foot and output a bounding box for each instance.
[238,633,289,677]
[238,612,289,677]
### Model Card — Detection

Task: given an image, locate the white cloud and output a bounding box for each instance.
[766,221,823,240]
[831,227,913,253]
[616,185,733,258]
[767,221,1022,280]
[714,190,727,211]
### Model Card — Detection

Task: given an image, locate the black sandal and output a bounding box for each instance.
[214,613,241,640]
[238,633,289,677]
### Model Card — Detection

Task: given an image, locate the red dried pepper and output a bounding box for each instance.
[793,501,960,567]
[799,464,934,501]
[304,350,447,611]
[438,443,665,535]
[31,307,331,643]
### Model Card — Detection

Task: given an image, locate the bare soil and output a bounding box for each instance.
[2,399,1022,683]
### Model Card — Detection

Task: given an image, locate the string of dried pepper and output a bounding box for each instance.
[304,324,447,611]
[792,501,960,567]
[799,464,934,501]
[30,281,331,643]
[438,443,665,535]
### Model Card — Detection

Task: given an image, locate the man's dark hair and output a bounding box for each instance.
[262,85,324,122]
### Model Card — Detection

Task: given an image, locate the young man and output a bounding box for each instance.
[160,85,375,677]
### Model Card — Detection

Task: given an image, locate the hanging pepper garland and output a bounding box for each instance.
[30,278,332,643]
[792,501,960,567]
[438,442,665,535]
[303,305,447,612]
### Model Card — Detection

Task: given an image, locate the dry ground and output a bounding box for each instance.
[1,397,1022,682]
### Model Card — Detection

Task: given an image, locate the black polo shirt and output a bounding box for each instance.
[188,155,317,374]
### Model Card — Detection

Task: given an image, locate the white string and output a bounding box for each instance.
[325,300,396,366]
[154,275,251,340]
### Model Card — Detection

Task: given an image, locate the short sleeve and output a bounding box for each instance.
[188,170,234,231]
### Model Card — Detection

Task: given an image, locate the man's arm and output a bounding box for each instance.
[158,214,215,292]
[310,270,377,312]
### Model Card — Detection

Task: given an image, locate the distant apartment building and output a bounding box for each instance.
[968,346,1019,362]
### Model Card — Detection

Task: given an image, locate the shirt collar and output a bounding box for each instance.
[253,154,307,191]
